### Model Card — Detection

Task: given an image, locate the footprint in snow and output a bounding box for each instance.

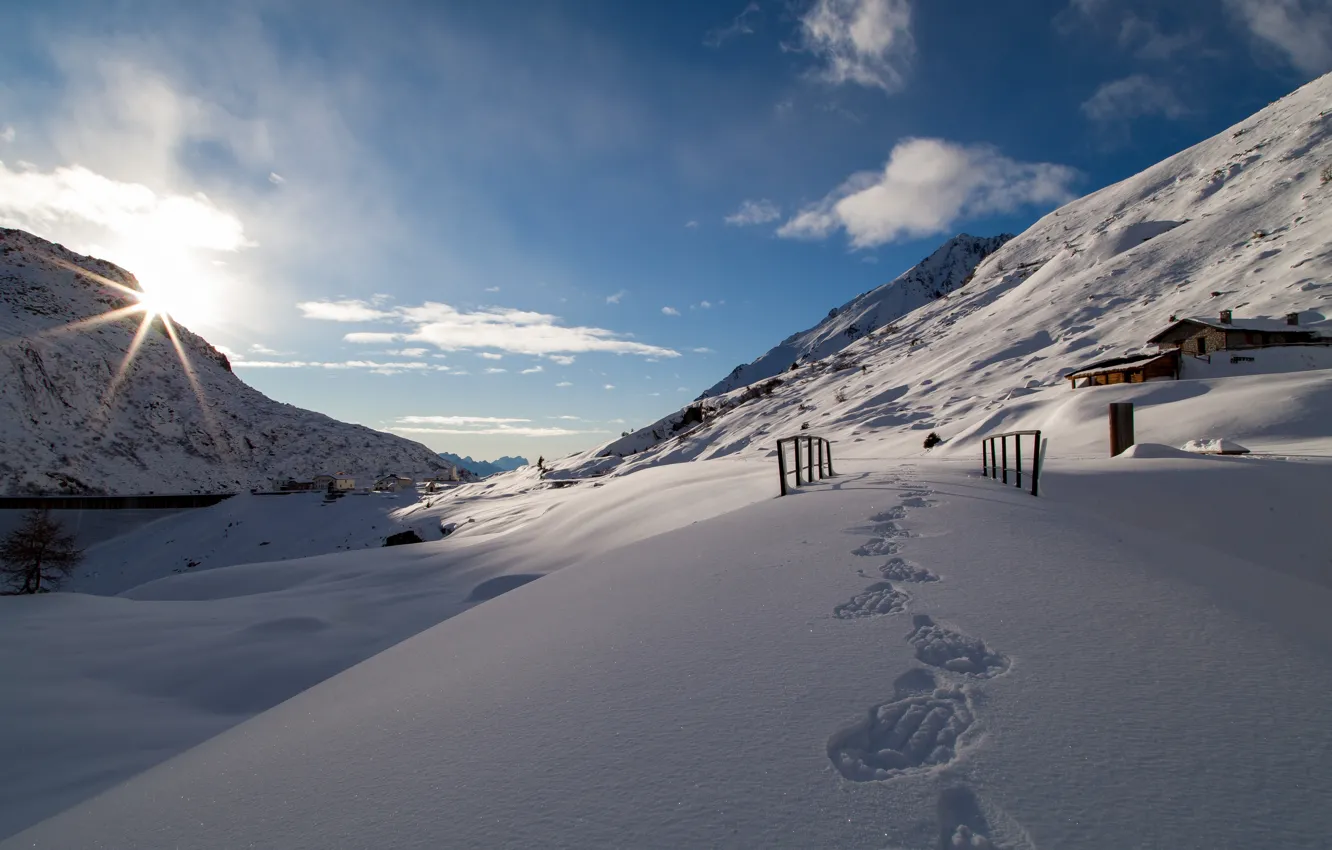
[879,558,940,583]
[854,537,904,558]
[937,786,1005,849]
[871,506,909,523]
[835,582,909,619]
[901,495,940,509]
[827,669,976,782]
[908,615,1010,679]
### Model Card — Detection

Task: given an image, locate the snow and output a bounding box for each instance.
[0,227,469,494]
[700,233,1011,398]
[5,70,1332,850]
[7,458,1332,848]
[1182,438,1251,454]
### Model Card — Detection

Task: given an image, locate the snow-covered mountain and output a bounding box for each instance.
[438,453,529,477]
[700,233,1012,398]
[0,228,466,494]
[562,72,1332,474]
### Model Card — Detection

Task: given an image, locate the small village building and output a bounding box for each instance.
[312,473,356,492]
[277,479,316,492]
[1066,350,1180,389]
[1147,311,1324,356]
[374,474,415,492]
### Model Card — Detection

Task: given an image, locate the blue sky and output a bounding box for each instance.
[1,0,1329,460]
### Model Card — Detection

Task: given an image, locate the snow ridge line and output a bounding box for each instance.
[827,474,1028,848]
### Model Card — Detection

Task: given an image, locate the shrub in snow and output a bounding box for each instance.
[922,431,943,449]
[383,529,424,547]
[1322,164,1332,185]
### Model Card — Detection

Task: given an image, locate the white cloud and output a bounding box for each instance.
[304,299,679,358]
[484,367,507,374]
[0,126,14,143]
[604,383,615,390]
[232,359,436,375]
[268,172,285,185]
[699,300,712,309]
[684,220,699,229]
[796,0,915,94]
[394,426,601,437]
[606,289,627,304]
[778,137,1078,248]
[677,386,690,392]
[724,198,781,226]
[556,381,573,387]
[249,342,281,354]
[1080,75,1188,123]
[343,331,403,344]
[0,158,253,254]
[692,347,715,354]
[485,286,501,292]
[394,347,429,357]
[521,365,544,374]
[400,415,529,425]
[389,415,603,438]
[704,1,761,48]
[661,306,681,316]
[1226,0,1332,74]
[551,415,581,420]
[547,354,576,365]
[297,299,394,322]
[609,418,627,424]
[477,352,504,360]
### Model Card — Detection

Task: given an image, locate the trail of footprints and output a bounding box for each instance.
[829,477,1020,848]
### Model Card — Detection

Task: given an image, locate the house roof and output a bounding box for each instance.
[1066,350,1176,380]
[1147,315,1320,342]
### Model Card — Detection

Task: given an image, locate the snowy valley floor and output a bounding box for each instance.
[4,452,1332,848]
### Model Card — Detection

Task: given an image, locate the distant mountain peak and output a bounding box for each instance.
[438,453,529,478]
[699,233,1012,399]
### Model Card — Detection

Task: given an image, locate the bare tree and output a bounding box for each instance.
[1,509,84,594]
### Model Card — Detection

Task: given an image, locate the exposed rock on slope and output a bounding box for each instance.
[700,233,1012,398]
[0,228,465,494]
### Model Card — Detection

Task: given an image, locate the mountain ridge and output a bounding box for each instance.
[438,453,529,477]
[699,233,1013,399]
[0,228,468,494]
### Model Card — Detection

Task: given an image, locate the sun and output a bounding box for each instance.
[120,248,221,330]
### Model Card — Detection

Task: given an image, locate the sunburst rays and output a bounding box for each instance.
[11,251,223,448]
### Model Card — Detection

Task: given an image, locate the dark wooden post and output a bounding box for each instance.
[826,441,835,477]
[1015,435,1023,489]
[1032,432,1043,497]
[1109,403,1135,457]
[777,439,789,496]
[805,437,814,481]
[815,439,824,479]
[982,439,988,477]
[1001,435,1008,484]
[793,437,803,487]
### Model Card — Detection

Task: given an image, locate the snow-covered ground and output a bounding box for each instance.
[4,63,1332,850]
[5,453,1332,848]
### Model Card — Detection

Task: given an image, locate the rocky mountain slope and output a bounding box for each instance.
[438,453,529,477]
[700,233,1012,398]
[558,71,1332,474]
[0,228,465,494]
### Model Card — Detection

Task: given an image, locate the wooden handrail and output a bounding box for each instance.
[776,435,835,496]
[981,430,1043,496]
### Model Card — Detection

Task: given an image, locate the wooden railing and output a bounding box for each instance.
[981,430,1043,497]
[776,435,834,496]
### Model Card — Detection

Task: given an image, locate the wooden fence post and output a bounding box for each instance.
[793,438,803,487]
[777,439,789,496]
[1109,403,1135,457]
[1001,436,1008,484]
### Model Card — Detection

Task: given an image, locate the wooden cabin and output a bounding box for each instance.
[1066,349,1180,389]
[1147,311,1324,356]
